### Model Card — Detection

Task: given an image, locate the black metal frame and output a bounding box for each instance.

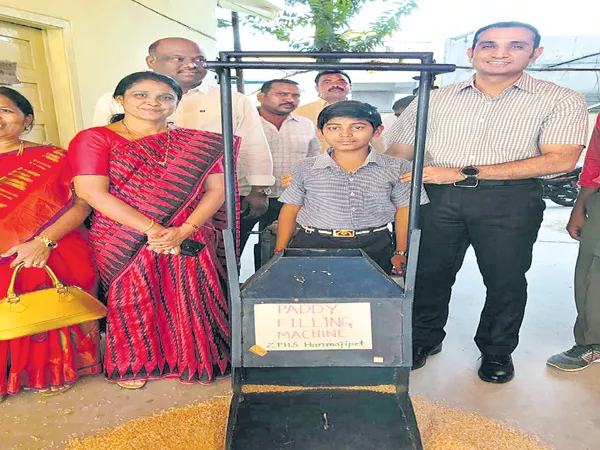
[206,51,455,377]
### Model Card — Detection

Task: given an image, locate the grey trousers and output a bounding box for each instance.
[574,192,600,346]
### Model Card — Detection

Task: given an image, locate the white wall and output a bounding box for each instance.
[2,0,218,128]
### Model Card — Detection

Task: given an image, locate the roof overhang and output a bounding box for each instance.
[217,0,282,20]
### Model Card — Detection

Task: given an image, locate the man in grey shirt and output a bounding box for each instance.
[386,21,588,383]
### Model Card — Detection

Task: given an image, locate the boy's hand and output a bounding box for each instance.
[391,254,407,275]
[281,173,292,189]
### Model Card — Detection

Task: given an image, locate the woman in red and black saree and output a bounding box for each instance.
[0,87,101,402]
[69,72,239,390]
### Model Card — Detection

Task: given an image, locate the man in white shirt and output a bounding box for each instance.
[92,37,275,222]
[241,78,320,252]
[371,95,417,153]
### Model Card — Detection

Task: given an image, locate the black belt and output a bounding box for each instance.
[440,178,539,188]
[300,224,388,238]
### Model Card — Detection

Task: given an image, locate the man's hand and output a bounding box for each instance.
[242,189,269,219]
[400,167,464,185]
[281,173,292,189]
[566,208,586,241]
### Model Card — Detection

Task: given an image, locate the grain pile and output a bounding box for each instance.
[411,396,550,450]
[64,396,231,450]
[64,387,551,450]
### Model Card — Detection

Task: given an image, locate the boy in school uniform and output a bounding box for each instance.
[275,100,427,274]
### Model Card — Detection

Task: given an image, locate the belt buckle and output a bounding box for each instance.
[453,178,479,188]
[332,229,355,238]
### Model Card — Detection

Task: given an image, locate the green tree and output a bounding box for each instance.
[242,0,417,53]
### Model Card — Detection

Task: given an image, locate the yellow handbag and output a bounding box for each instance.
[0,264,107,340]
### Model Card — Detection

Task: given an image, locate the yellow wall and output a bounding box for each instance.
[0,0,218,143]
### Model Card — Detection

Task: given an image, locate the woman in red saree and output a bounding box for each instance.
[69,72,239,389]
[0,87,101,402]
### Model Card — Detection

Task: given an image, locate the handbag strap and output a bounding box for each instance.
[5,264,66,304]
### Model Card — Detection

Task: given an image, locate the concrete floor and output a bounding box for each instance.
[1,201,599,449]
[408,203,600,450]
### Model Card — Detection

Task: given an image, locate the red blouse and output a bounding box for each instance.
[579,115,600,188]
[68,127,224,176]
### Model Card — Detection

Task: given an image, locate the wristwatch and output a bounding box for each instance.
[455,165,479,187]
[461,166,479,179]
[34,235,58,249]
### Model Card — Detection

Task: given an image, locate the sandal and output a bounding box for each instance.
[39,384,74,397]
[216,373,231,381]
[117,380,147,390]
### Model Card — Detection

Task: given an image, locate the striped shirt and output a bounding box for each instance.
[260,114,321,197]
[279,148,428,229]
[384,73,589,169]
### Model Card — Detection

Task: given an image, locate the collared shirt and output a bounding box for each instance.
[382,113,399,131]
[294,98,329,152]
[259,113,321,197]
[92,83,275,195]
[384,73,589,170]
[279,148,428,230]
[372,113,401,154]
[579,115,600,188]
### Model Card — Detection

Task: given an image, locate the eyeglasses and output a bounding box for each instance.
[157,56,206,66]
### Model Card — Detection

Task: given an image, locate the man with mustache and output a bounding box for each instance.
[385,22,588,383]
[92,37,275,225]
[295,70,352,152]
[241,79,320,254]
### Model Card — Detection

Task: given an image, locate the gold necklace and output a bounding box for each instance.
[15,140,24,156]
[121,121,171,167]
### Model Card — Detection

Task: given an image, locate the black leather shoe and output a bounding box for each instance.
[412,343,443,370]
[478,354,514,384]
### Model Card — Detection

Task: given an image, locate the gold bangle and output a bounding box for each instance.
[393,250,407,257]
[140,219,155,233]
[34,235,58,249]
[183,221,201,231]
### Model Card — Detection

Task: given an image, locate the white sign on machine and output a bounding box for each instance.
[254,302,373,351]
